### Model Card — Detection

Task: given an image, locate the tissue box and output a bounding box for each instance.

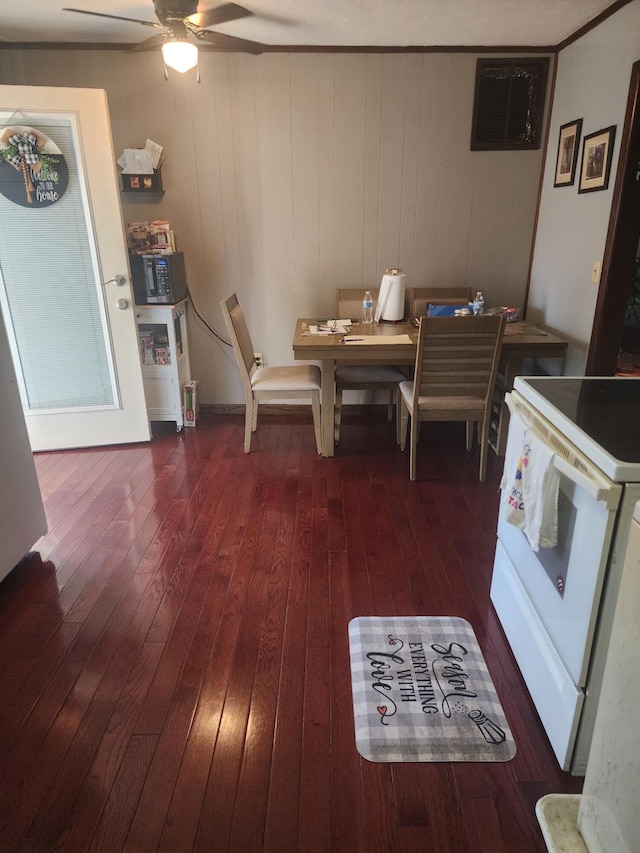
[183,381,199,427]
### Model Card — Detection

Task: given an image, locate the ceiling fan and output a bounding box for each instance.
[64,1,266,75]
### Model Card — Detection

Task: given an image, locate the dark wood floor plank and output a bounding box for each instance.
[0,659,82,800]
[127,538,204,732]
[226,565,284,848]
[35,449,91,495]
[193,532,273,850]
[144,548,237,848]
[21,641,164,851]
[328,549,365,851]
[261,462,311,852]
[31,449,63,478]
[53,645,164,851]
[359,759,402,850]
[341,460,376,617]
[260,594,307,851]
[452,762,548,852]
[154,574,234,852]
[393,764,471,851]
[0,664,108,850]
[124,681,203,852]
[226,455,296,850]
[297,489,333,853]
[0,413,584,853]
[60,513,160,629]
[0,627,82,763]
[34,448,136,560]
[132,465,271,848]
[134,463,253,736]
[89,734,159,853]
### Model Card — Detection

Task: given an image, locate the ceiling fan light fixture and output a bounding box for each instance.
[161,37,198,73]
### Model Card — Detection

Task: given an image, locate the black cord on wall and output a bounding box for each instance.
[187,286,231,347]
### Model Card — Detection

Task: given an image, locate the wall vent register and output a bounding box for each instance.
[471,58,549,151]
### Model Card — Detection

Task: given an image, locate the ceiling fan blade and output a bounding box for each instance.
[63,8,163,29]
[195,30,265,54]
[186,3,252,29]
[132,33,170,52]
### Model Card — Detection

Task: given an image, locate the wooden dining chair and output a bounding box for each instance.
[409,287,472,318]
[334,288,407,443]
[397,314,505,481]
[221,293,322,454]
[336,288,380,321]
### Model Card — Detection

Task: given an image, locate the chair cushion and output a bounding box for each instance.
[399,381,485,413]
[335,364,406,383]
[251,364,321,392]
[416,395,485,412]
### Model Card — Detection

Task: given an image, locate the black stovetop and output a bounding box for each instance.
[521,377,640,466]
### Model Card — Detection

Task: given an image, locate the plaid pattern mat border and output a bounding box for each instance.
[348,616,516,763]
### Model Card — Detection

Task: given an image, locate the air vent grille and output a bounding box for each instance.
[471,58,549,151]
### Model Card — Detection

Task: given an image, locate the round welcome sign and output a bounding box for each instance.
[0,126,68,208]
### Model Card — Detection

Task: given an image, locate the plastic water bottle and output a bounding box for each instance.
[472,291,485,316]
[362,290,374,324]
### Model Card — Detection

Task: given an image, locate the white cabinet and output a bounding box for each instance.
[537,505,640,850]
[0,312,47,581]
[135,299,191,430]
[576,504,640,851]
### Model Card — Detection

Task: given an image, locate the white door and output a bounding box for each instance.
[0,85,150,451]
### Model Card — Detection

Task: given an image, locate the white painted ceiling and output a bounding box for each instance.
[0,0,621,48]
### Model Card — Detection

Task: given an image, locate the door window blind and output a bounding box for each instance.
[0,119,115,411]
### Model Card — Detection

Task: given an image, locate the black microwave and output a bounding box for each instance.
[130,252,188,305]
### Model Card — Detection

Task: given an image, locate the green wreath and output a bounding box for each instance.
[0,131,60,203]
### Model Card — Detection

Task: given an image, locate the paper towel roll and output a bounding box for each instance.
[375,270,406,322]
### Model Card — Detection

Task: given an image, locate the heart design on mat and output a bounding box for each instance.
[377,706,387,717]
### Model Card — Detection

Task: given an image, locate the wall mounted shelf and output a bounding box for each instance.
[120,168,164,196]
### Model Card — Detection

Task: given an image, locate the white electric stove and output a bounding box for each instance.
[491,376,640,774]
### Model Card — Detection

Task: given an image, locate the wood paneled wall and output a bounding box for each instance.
[0,48,551,404]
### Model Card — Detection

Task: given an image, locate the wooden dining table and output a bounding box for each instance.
[292,318,568,457]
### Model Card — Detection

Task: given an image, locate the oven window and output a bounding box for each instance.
[536,489,577,598]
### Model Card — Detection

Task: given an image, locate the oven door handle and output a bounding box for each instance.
[552,455,622,509]
[506,392,622,510]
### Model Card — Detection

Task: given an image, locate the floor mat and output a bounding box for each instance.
[348,615,516,762]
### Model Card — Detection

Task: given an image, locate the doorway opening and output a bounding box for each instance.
[617,249,640,375]
[587,60,640,376]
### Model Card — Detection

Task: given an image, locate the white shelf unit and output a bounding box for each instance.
[135,299,191,430]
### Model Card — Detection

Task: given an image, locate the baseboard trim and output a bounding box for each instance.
[201,403,389,417]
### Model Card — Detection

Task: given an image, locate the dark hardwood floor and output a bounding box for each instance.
[0,411,581,852]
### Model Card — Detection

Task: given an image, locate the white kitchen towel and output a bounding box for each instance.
[500,406,527,532]
[500,404,559,551]
[520,431,559,552]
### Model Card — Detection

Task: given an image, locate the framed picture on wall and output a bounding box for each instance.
[578,125,616,193]
[553,118,582,187]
